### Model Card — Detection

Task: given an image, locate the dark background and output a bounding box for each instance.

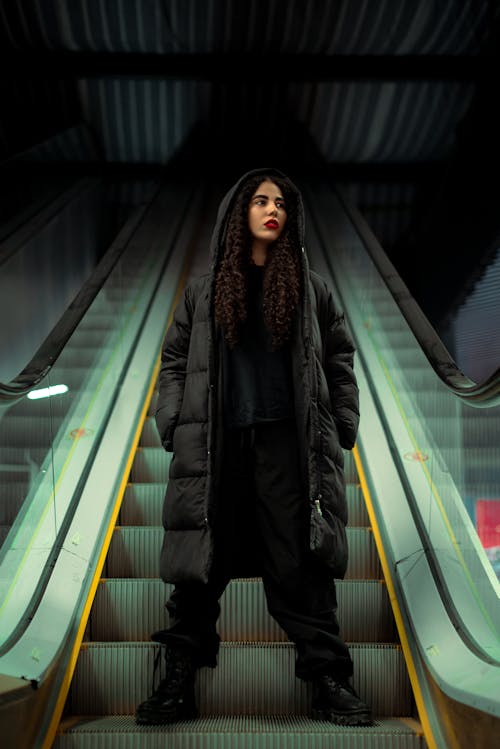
[1,0,499,366]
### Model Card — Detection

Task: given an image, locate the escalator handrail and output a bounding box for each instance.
[335,186,500,407]
[0,187,159,401]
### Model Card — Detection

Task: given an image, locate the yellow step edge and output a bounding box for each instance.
[353,444,442,749]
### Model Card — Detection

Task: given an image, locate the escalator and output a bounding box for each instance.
[55,388,423,747]
[0,178,498,748]
[0,176,204,746]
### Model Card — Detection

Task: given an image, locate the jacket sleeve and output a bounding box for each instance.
[155,282,194,451]
[323,290,360,450]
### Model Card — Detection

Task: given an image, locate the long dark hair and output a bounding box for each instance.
[214,174,301,349]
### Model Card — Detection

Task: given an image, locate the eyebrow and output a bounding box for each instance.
[252,193,285,201]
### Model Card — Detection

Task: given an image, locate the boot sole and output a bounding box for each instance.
[311,707,373,727]
[135,705,199,725]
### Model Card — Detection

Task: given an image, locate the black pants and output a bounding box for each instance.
[160,419,353,681]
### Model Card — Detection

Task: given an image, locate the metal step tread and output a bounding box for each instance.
[70,642,411,717]
[130,447,358,483]
[106,526,381,580]
[57,715,425,748]
[90,577,395,643]
[120,483,370,527]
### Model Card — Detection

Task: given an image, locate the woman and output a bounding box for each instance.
[136,168,371,727]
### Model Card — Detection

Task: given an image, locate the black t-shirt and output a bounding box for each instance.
[222,265,294,429]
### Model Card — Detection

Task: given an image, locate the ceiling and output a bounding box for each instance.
[1,0,499,323]
[0,0,496,167]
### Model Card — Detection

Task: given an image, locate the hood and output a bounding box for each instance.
[208,167,306,271]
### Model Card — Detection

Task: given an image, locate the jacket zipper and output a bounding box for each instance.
[310,343,323,514]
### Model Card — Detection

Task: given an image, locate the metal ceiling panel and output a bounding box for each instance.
[290,80,475,162]
[0,0,492,55]
[77,78,209,162]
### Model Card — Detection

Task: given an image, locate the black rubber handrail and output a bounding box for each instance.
[0,188,159,402]
[334,185,500,408]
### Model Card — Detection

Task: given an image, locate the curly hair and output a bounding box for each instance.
[214,174,302,349]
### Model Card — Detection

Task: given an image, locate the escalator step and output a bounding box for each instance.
[56,715,425,748]
[139,418,163,447]
[53,347,115,369]
[130,448,358,484]
[106,527,381,580]
[0,416,62,447]
[69,641,411,717]
[78,314,118,331]
[63,330,116,347]
[120,483,370,528]
[129,449,172,484]
[0,446,48,468]
[119,483,165,526]
[91,578,395,643]
[347,487,371,527]
[0,482,29,524]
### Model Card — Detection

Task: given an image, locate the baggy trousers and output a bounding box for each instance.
[160,418,354,681]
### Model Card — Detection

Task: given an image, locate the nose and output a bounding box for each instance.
[267,203,278,216]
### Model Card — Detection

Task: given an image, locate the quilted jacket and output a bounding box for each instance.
[156,168,359,583]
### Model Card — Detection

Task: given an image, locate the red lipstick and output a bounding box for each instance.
[265,220,279,229]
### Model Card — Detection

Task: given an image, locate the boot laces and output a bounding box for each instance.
[151,645,163,695]
[150,645,194,696]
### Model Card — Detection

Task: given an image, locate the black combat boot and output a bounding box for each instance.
[135,644,198,725]
[311,675,372,726]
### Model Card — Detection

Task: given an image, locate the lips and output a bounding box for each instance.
[265,220,279,229]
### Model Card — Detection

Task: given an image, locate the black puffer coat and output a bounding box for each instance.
[156,169,359,584]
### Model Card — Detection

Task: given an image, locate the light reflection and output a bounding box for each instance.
[27,384,69,400]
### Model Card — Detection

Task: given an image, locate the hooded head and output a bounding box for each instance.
[209,168,305,268]
[212,168,306,350]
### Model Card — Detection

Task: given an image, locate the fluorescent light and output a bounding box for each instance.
[27,384,69,400]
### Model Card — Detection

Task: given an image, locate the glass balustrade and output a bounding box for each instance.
[305,181,499,660]
[0,178,187,650]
